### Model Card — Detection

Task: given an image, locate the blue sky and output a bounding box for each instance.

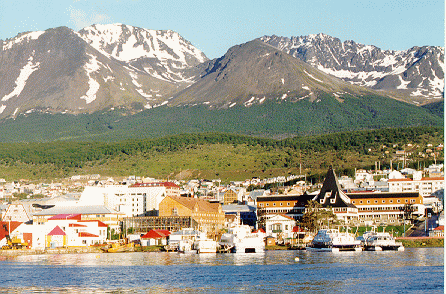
[0,0,444,59]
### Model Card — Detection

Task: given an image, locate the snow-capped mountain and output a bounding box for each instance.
[78,24,207,83]
[0,25,207,118]
[260,34,444,104]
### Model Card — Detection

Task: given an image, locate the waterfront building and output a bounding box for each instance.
[256,194,313,228]
[222,204,257,228]
[346,191,424,225]
[264,214,296,240]
[312,167,359,224]
[158,196,225,233]
[32,205,124,232]
[140,229,171,246]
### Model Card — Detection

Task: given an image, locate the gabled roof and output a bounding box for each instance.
[434,225,444,231]
[266,214,296,222]
[313,167,356,208]
[141,229,171,239]
[48,225,66,236]
[0,221,22,240]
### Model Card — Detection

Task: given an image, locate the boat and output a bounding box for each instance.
[101,241,135,253]
[306,229,362,252]
[363,232,405,251]
[218,224,265,253]
[178,239,196,254]
[193,238,217,253]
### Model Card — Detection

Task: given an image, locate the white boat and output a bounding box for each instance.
[178,239,196,254]
[306,229,362,252]
[364,232,404,251]
[219,224,265,253]
[194,238,218,253]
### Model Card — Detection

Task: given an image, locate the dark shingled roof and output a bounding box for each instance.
[313,166,356,208]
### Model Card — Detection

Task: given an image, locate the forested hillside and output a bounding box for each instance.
[0,126,442,181]
[0,98,442,142]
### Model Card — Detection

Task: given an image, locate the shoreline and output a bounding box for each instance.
[1,238,443,257]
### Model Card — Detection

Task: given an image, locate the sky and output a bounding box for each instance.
[0,0,444,59]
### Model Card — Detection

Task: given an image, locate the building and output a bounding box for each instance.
[223,188,245,205]
[256,194,313,228]
[347,191,424,225]
[2,204,32,222]
[264,214,296,240]
[32,205,124,232]
[222,204,257,228]
[313,167,427,226]
[158,196,225,233]
[388,174,444,197]
[312,167,359,224]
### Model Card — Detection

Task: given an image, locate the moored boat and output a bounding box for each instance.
[306,229,362,252]
[101,241,135,253]
[363,232,404,251]
[218,224,265,253]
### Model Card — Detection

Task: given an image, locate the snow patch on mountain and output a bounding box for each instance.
[2,56,40,101]
[2,31,45,50]
[80,53,101,104]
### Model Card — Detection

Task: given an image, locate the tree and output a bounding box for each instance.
[300,200,339,233]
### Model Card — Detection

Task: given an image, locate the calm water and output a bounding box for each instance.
[0,248,443,293]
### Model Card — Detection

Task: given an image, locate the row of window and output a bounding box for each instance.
[258,202,297,207]
[352,199,416,205]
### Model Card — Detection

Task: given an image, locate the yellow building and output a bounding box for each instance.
[159,196,225,233]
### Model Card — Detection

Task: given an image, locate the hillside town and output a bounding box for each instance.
[0,155,443,252]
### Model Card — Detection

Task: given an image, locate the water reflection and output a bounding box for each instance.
[1,248,443,293]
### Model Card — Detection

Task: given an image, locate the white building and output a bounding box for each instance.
[265,214,296,239]
[78,183,177,217]
[388,175,444,197]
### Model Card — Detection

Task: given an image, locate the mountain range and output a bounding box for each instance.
[0,24,443,141]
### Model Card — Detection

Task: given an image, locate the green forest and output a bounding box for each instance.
[0,126,443,182]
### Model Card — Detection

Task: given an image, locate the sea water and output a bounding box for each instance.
[0,248,443,293]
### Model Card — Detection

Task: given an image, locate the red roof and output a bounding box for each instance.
[434,226,444,231]
[141,229,171,239]
[48,214,82,221]
[48,226,66,236]
[0,221,22,240]
[69,223,87,227]
[79,232,99,238]
[253,228,266,233]
[79,220,108,227]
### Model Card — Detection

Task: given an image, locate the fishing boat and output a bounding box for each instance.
[363,232,405,251]
[194,238,217,253]
[101,241,135,253]
[306,229,362,252]
[218,224,264,253]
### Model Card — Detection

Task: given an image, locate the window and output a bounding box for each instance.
[330,198,335,204]
[280,203,283,206]
[374,200,378,204]
[273,203,276,206]
[390,200,393,203]
[367,200,370,204]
